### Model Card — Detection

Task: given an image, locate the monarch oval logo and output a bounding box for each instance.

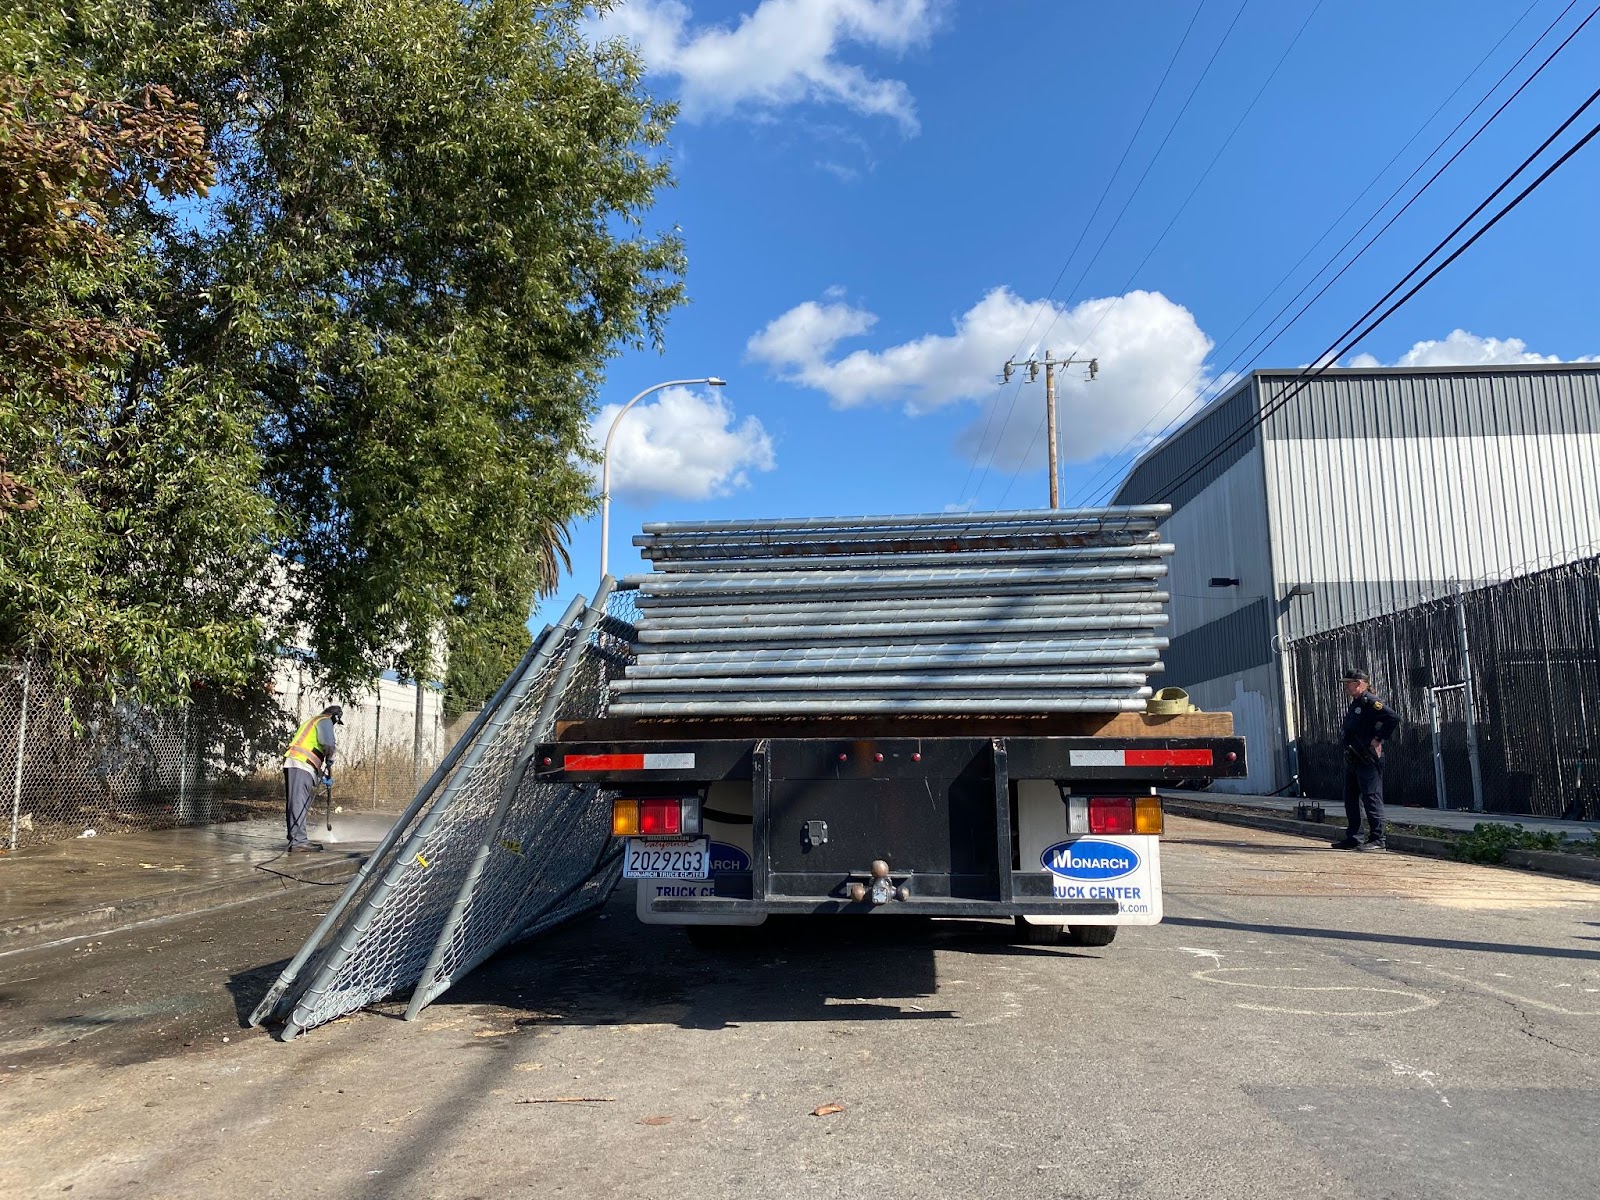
[709,841,751,873]
[1041,839,1140,881]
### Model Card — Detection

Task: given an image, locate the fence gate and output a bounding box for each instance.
[1423,683,1475,812]
[251,583,639,1039]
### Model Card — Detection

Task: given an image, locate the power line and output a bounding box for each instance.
[1149,88,1600,509]
[956,1,1210,508]
[967,0,1250,507]
[1070,0,1591,508]
[994,0,1317,509]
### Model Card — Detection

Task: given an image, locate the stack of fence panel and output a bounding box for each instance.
[610,507,1174,716]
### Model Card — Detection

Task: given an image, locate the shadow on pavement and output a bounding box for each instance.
[1165,915,1600,960]
[435,895,1099,1031]
[225,955,294,1028]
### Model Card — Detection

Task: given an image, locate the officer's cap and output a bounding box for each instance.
[1341,669,1369,683]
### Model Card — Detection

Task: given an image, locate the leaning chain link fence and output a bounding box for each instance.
[1289,553,1600,819]
[255,585,638,1037]
[0,655,466,851]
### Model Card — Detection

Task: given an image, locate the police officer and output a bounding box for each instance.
[1332,670,1400,851]
[283,704,342,852]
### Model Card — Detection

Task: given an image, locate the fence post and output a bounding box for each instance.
[1429,688,1446,810]
[176,706,191,824]
[1534,582,1566,816]
[10,658,31,851]
[371,693,382,809]
[412,677,425,786]
[1452,581,1485,813]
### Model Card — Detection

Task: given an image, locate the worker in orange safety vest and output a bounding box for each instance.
[283,704,342,852]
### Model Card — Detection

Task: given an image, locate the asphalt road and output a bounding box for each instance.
[2,817,1598,1199]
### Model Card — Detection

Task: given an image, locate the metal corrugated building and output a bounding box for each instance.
[1113,363,1600,792]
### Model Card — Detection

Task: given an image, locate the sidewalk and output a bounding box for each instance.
[1168,792,1600,841]
[1164,789,1600,883]
[0,812,394,955]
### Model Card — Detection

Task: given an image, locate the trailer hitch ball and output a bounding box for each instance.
[870,859,890,879]
[848,882,868,903]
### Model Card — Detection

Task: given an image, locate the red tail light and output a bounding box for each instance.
[638,798,682,835]
[1088,796,1135,835]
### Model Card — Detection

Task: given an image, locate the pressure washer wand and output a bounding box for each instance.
[323,776,334,833]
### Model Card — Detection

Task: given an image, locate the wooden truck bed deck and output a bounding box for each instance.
[556,710,1233,742]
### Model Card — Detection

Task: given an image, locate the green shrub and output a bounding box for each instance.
[1451,822,1561,864]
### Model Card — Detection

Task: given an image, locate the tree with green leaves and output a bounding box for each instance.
[1,8,276,703]
[1,0,683,705]
[443,599,534,720]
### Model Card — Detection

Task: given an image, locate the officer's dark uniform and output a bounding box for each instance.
[1334,673,1400,850]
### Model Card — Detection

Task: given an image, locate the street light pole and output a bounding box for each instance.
[599,376,726,578]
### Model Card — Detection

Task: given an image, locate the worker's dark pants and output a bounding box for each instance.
[283,768,316,847]
[1343,758,1385,841]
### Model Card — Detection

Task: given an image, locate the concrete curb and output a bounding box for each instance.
[0,851,364,956]
[1164,801,1600,884]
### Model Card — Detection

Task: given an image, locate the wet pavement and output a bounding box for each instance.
[1,816,1597,1199]
[0,815,393,951]
[0,887,334,1068]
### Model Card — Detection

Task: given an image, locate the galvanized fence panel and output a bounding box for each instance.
[257,586,637,1038]
[618,508,1172,717]
[1289,554,1600,819]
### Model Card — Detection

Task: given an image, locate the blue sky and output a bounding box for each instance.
[545,0,1600,625]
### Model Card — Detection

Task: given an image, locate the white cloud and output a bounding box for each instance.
[1347,329,1598,367]
[747,286,1214,468]
[594,0,940,131]
[591,387,776,502]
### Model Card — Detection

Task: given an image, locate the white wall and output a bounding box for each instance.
[1183,662,1283,795]
[272,659,446,769]
[1265,433,1600,635]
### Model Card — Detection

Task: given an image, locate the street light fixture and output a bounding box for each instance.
[599,377,726,578]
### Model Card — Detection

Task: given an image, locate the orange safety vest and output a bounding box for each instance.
[285,714,328,770]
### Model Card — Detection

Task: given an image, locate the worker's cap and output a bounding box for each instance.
[323,704,345,724]
[1340,669,1369,683]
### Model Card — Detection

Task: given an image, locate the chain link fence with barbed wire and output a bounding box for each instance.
[1289,553,1600,819]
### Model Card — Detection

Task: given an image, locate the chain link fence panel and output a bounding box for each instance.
[256,586,638,1038]
[0,655,471,851]
[1289,554,1600,819]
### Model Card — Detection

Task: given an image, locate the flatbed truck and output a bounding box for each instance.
[538,709,1245,946]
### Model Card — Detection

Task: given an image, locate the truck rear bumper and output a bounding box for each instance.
[647,895,1119,918]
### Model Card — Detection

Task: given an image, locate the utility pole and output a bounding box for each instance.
[1002,353,1098,508]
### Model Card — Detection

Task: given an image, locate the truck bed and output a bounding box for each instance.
[556,710,1233,742]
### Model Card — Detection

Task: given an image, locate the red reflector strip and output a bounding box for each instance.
[563,752,697,772]
[565,753,644,771]
[1124,749,1214,768]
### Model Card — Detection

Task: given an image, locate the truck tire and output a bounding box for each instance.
[1010,917,1062,946]
[1065,925,1117,947]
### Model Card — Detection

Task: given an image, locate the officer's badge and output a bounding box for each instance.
[1373,702,1383,709]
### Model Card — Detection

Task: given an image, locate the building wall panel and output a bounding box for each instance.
[1181,662,1284,794]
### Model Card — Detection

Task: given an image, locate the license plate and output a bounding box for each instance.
[623,837,710,879]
